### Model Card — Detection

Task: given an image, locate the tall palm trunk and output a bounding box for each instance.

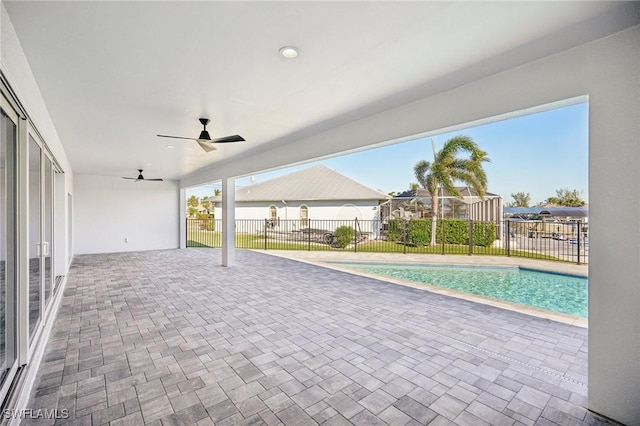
[430,192,439,246]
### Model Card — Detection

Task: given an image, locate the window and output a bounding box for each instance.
[300,205,309,226]
[267,205,278,229]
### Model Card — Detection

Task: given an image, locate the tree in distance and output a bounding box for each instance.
[544,188,586,207]
[508,192,531,207]
[187,195,199,207]
[187,195,199,218]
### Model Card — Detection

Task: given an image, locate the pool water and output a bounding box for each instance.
[333,262,588,318]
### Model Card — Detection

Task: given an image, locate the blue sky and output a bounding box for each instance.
[188,102,588,205]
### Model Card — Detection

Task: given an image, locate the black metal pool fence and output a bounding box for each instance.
[187,218,589,265]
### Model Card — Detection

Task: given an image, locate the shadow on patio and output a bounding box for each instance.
[24,249,613,425]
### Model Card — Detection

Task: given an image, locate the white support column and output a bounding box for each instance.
[179,188,186,249]
[588,28,640,425]
[221,177,235,266]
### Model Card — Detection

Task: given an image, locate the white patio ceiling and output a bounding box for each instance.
[3,1,637,182]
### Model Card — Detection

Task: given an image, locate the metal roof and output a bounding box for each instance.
[215,165,389,202]
[395,188,500,198]
[504,207,589,217]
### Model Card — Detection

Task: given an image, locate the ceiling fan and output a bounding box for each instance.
[157,118,245,152]
[122,169,163,182]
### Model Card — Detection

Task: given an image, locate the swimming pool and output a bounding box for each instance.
[331,262,588,318]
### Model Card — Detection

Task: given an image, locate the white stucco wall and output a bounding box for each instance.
[214,200,380,222]
[213,200,382,236]
[74,175,180,254]
[0,5,71,176]
[2,3,73,271]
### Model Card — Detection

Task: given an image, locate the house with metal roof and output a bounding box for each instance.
[211,165,389,231]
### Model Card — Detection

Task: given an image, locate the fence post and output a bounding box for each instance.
[577,220,581,265]
[264,219,268,250]
[308,219,311,251]
[468,220,474,256]
[354,218,358,252]
[506,220,511,257]
[441,219,445,255]
[403,219,407,254]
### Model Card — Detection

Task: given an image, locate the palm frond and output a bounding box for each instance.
[413,160,431,189]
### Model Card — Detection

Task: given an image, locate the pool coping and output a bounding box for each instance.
[258,250,589,328]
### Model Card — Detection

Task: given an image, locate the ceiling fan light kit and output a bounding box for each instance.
[157,118,245,152]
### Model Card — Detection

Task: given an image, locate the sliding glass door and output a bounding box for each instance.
[28,132,56,343]
[0,78,64,404]
[28,136,41,341]
[0,100,18,400]
[44,155,53,305]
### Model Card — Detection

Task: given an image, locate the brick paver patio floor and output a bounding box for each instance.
[24,249,616,425]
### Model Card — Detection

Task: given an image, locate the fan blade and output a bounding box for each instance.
[197,140,217,152]
[122,177,137,180]
[157,134,198,141]
[145,178,164,181]
[211,135,245,144]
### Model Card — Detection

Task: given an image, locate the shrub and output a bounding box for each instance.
[410,230,430,246]
[386,219,404,242]
[407,219,431,245]
[196,213,215,231]
[334,226,354,248]
[439,219,468,244]
[472,221,496,246]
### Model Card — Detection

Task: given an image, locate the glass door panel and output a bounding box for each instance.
[0,106,17,387]
[28,136,41,341]
[44,157,52,305]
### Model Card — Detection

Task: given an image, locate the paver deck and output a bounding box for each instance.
[24,249,616,425]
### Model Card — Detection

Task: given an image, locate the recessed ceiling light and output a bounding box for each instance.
[279,46,298,59]
[165,145,174,149]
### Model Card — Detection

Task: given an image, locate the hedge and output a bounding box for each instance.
[472,221,497,246]
[386,219,404,242]
[386,218,496,246]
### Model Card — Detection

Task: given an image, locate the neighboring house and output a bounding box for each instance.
[390,187,503,222]
[186,201,212,218]
[212,165,389,234]
[198,198,215,215]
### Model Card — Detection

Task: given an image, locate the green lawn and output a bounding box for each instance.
[187,231,563,262]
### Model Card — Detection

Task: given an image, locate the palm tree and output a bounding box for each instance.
[414,135,490,246]
[508,191,531,207]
